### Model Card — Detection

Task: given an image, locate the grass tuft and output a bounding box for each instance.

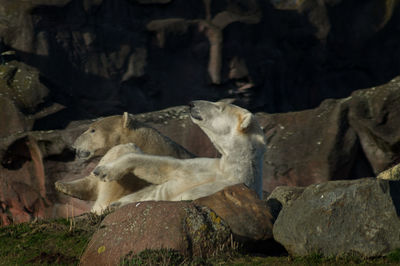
[387,249,400,263]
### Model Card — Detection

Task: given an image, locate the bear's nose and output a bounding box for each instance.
[188,101,195,109]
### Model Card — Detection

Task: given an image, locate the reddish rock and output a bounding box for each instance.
[0,124,93,225]
[194,184,274,242]
[80,201,231,265]
[257,99,359,192]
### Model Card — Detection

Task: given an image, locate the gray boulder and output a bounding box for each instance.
[273,178,400,257]
[349,76,400,174]
[266,186,305,220]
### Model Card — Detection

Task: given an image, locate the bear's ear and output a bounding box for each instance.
[240,112,253,131]
[122,112,131,129]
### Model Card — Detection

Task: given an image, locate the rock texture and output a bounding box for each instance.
[348,76,400,174]
[80,184,276,264]
[80,201,231,265]
[273,178,400,257]
[258,75,400,192]
[194,184,274,243]
[0,124,94,225]
[257,98,359,192]
[0,0,399,126]
[0,60,64,138]
[265,186,305,220]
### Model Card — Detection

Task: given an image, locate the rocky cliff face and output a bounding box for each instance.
[0,0,399,129]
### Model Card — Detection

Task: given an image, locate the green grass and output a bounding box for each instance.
[387,249,400,263]
[1,218,400,266]
[0,215,102,265]
[121,249,400,266]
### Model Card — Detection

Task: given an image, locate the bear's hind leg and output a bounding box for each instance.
[55,176,98,201]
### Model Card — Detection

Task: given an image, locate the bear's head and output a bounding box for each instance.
[189,100,266,155]
[73,112,133,160]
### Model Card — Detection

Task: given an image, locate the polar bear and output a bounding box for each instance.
[73,112,194,160]
[55,112,194,214]
[92,100,266,209]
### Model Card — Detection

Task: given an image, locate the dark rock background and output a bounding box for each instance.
[1,0,400,127]
[1,0,400,224]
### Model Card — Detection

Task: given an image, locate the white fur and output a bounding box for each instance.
[55,112,193,215]
[93,100,266,209]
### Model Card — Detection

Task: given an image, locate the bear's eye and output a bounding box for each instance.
[90,129,95,133]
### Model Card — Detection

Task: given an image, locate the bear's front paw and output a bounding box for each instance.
[93,164,121,182]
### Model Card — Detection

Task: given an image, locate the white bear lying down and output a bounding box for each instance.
[92,100,266,210]
[55,111,194,214]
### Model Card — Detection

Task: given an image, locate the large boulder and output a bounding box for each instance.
[348,76,400,174]
[0,60,55,138]
[194,184,274,243]
[80,201,231,265]
[265,186,305,220]
[80,184,277,265]
[0,60,48,114]
[273,178,400,257]
[0,122,93,225]
[257,98,359,192]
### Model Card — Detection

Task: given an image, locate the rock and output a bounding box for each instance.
[0,0,399,123]
[80,201,231,265]
[0,60,53,138]
[0,123,93,225]
[348,76,400,174]
[257,98,359,192]
[273,178,400,257]
[377,163,400,181]
[271,0,398,40]
[0,96,27,138]
[194,184,274,243]
[265,186,305,220]
[0,60,48,113]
